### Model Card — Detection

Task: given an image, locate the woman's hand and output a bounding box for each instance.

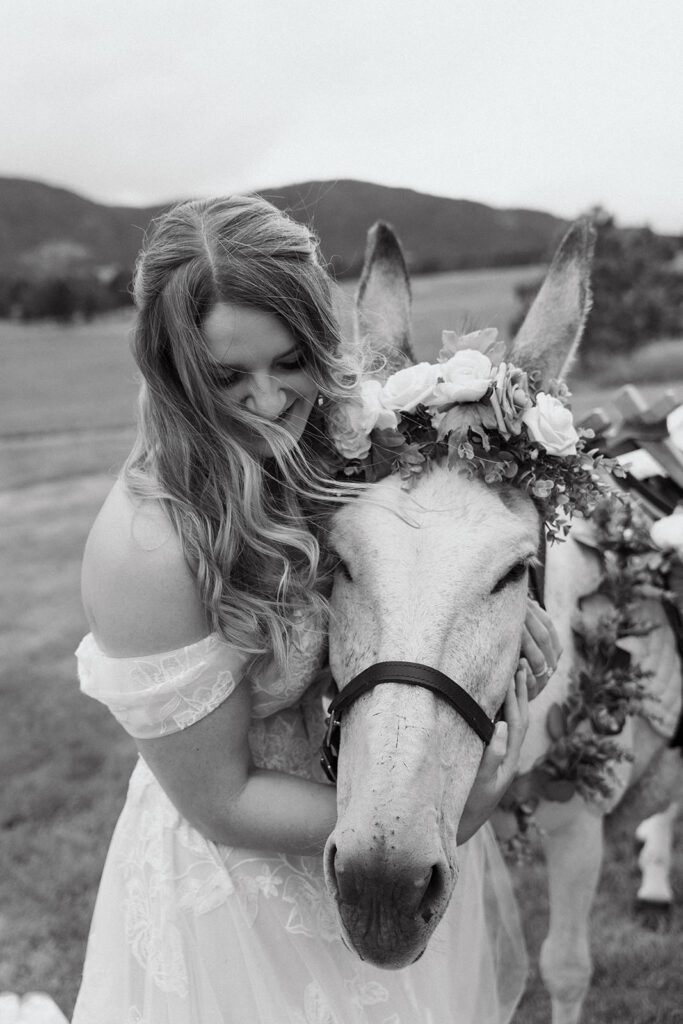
[520,597,562,699]
[457,664,529,844]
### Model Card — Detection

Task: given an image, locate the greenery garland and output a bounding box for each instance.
[500,490,678,860]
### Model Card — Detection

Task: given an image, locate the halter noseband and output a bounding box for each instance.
[320,660,496,783]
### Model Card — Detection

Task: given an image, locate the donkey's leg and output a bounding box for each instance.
[635,801,679,921]
[537,797,603,1024]
[625,743,682,928]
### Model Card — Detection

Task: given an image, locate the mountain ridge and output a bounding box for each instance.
[0,175,570,278]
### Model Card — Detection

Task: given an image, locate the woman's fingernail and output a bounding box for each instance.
[494,721,508,748]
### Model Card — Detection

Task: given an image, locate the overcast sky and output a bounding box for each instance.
[2,0,681,232]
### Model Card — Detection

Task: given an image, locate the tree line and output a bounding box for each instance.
[0,267,134,322]
[511,210,683,368]
[3,212,682,367]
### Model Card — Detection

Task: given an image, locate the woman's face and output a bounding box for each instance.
[203,301,319,451]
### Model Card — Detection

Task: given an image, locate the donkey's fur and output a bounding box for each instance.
[323,221,681,1024]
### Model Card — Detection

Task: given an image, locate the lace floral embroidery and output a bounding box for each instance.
[232,864,284,925]
[283,864,340,941]
[76,633,247,739]
[347,976,391,1010]
[77,620,327,738]
[290,981,340,1024]
[155,670,236,734]
[229,853,339,941]
[111,761,236,993]
[249,710,317,777]
[251,615,326,718]
[124,875,189,997]
[289,980,398,1024]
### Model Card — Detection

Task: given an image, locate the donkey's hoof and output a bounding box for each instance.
[634,898,673,932]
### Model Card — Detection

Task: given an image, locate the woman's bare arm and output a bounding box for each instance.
[136,685,337,855]
[82,480,337,856]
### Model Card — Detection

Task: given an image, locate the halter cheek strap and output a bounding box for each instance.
[320,660,496,784]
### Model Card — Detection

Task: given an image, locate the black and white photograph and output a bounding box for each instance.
[1,2,682,1022]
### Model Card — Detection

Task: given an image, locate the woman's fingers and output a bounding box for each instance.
[521,623,546,678]
[456,666,532,844]
[485,667,530,788]
[522,599,563,696]
[517,653,540,699]
[476,720,508,782]
[504,666,529,761]
[525,599,562,664]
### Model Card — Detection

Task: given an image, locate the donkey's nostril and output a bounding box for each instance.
[324,838,358,903]
[418,862,449,923]
[323,839,339,896]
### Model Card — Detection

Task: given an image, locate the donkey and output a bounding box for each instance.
[322,220,682,1024]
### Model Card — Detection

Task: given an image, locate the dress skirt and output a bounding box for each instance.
[71,757,528,1024]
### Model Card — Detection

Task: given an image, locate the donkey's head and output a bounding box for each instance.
[323,219,595,967]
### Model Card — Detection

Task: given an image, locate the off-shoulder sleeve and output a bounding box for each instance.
[75,633,249,739]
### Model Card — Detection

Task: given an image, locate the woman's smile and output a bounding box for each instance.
[203,301,319,446]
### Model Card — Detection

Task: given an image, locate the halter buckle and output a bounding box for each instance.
[320,710,341,783]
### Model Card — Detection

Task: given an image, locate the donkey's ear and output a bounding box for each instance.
[355,221,415,377]
[508,219,596,386]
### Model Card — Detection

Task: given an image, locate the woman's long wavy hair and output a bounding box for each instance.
[124,195,361,670]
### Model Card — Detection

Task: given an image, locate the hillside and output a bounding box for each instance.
[0,178,168,276]
[0,176,567,279]
[262,179,567,276]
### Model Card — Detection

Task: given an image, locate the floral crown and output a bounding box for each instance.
[327,328,617,540]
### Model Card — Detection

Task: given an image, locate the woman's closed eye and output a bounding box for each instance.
[211,351,307,390]
[276,350,307,372]
[213,369,241,389]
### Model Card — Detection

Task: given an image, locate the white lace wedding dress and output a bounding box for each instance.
[71,628,528,1024]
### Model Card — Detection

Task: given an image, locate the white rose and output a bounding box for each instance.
[327,403,373,461]
[358,380,399,431]
[428,349,493,408]
[328,380,401,461]
[651,511,683,553]
[381,362,440,412]
[522,392,579,456]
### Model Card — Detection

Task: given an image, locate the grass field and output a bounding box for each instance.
[2,267,683,1020]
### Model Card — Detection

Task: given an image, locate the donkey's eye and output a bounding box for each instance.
[491,560,528,595]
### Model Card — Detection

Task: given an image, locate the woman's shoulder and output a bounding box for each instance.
[81,477,210,657]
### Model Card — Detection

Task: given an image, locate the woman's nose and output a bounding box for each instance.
[243,374,288,419]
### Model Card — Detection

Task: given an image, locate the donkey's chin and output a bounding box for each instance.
[334,901,444,969]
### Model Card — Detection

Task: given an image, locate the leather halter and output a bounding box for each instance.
[320,660,496,784]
